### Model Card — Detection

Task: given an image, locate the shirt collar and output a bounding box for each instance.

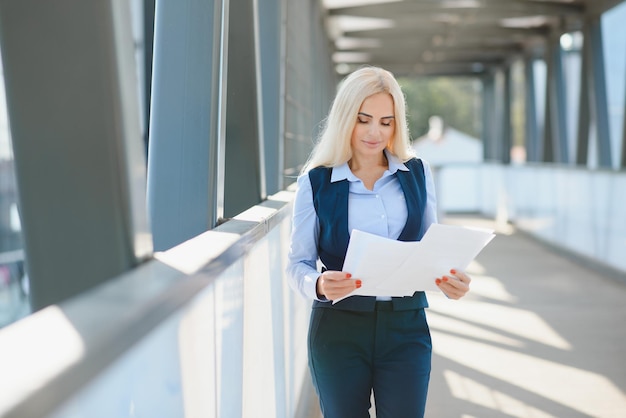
[330,149,409,183]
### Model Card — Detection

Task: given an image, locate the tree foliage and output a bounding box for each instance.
[398,76,482,140]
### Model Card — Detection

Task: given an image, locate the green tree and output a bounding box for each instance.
[398,77,482,140]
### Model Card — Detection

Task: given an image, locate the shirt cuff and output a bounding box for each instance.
[304,272,329,302]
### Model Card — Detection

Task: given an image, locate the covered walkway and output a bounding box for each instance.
[426,216,626,418]
[0,0,625,417]
[300,215,626,418]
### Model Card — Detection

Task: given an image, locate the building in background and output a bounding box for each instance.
[412,116,483,165]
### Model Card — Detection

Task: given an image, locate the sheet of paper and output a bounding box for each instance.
[335,224,495,304]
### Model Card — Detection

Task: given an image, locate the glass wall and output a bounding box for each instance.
[0,53,30,327]
[602,2,626,169]
[0,1,147,327]
[282,0,336,185]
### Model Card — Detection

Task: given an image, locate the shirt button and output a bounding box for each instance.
[381,214,385,219]
[375,194,380,198]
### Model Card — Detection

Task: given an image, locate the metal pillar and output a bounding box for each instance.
[622,87,626,168]
[622,41,626,169]
[482,73,496,161]
[502,66,512,164]
[256,0,282,196]
[147,0,229,251]
[576,16,612,167]
[282,0,336,181]
[142,0,155,153]
[525,56,540,162]
[576,30,591,165]
[223,0,263,218]
[487,68,506,163]
[545,33,569,163]
[0,0,151,310]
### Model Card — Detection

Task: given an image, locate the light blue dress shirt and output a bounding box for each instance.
[287,150,438,301]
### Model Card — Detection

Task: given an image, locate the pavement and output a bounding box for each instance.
[305,215,626,418]
[425,215,626,418]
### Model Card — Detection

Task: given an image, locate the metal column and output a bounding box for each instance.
[0,0,151,310]
[223,0,263,218]
[622,41,626,169]
[147,0,229,251]
[482,73,496,161]
[545,32,569,163]
[576,16,612,167]
[622,87,626,168]
[257,0,283,195]
[525,57,540,162]
[502,66,512,164]
[142,0,155,153]
[576,29,591,165]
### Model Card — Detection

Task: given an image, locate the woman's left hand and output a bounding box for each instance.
[435,269,471,300]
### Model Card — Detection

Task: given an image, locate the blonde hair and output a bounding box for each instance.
[302,66,415,172]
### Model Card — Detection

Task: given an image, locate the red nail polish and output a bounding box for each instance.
[356,282,362,289]
[435,279,441,285]
[443,277,448,282]
[356,280,362,286]
[346,273,352,278]
[450,269,456,275]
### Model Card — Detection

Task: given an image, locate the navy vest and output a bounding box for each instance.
[308,158,429,311]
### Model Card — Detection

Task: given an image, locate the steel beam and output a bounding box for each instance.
[147,0,229,250]
[0,0,151,309]
[525,56,540,162]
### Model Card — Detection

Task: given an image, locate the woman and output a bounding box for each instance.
[286,66,471,417]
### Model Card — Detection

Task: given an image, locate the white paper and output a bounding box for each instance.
[334,223,495,303]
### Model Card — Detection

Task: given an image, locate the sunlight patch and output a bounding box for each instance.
[444,370,556,417]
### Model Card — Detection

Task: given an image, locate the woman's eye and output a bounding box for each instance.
[357,118,368,124]
[381,121,391,127]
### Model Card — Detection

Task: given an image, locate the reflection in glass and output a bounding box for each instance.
[0,52,30,328]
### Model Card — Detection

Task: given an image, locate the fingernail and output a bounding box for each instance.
[356,282,362,288]
[346,273,352,278]
[450,269,456,274]
[356,280,362,286]
[443,277,448,282]
[435,279,441,285]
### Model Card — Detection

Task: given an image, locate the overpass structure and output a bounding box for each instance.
[0,0,624,417]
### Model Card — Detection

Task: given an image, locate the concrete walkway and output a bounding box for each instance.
[303,215,626,417]
[426,216,626,418]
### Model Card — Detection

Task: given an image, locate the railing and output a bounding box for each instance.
[3,161,623,418]
[0,190,314,418]
[436,162,626,276]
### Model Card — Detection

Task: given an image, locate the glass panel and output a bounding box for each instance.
[602,2,626,169]
[283,0,335,186]
[0,53,30,328]
[48,214,308,418]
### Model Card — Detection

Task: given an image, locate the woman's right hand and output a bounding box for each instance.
[316,271,361,301]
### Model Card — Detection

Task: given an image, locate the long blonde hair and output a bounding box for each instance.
[302,66,415,172]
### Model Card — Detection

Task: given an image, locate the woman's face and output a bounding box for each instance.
[350,92,395,159]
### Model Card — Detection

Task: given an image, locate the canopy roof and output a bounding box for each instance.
[323,0,623,76]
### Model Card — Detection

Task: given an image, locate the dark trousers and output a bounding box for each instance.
[308,302,432,418]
